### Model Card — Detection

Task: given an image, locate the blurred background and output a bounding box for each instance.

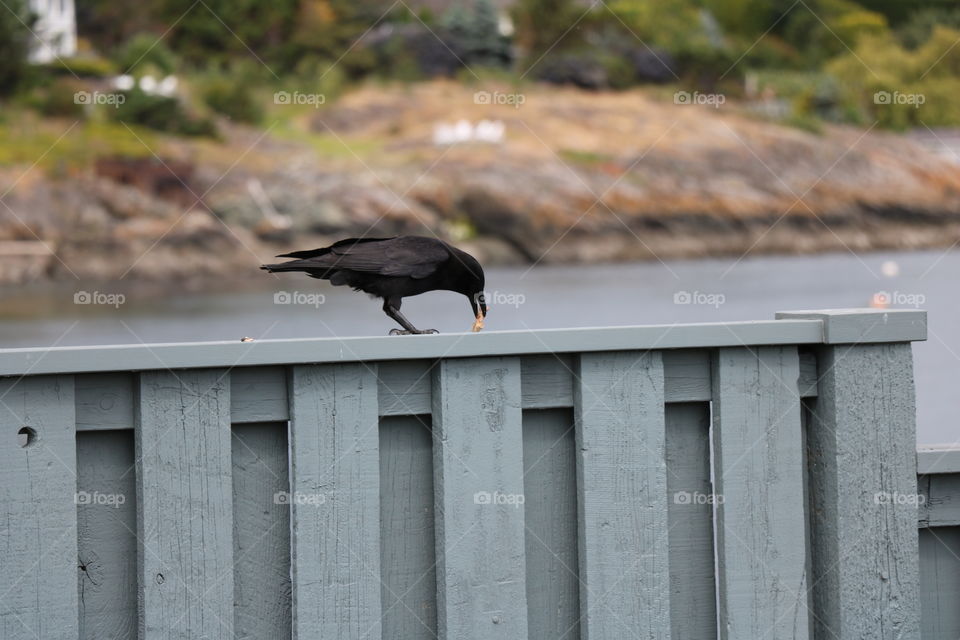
[0,0,958,443]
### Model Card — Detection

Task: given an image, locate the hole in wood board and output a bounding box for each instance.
[17,426,37,448]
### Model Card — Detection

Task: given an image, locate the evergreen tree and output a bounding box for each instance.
[0,0,31,97]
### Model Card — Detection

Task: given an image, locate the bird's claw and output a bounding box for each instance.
[389,328,439,336]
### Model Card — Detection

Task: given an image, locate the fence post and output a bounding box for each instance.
[776,309,926,639]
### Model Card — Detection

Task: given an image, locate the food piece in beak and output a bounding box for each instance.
[472,312,485,332]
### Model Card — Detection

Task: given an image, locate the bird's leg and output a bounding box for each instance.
[383,300,438,335]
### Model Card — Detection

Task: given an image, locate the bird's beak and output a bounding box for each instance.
[472,310,485,332]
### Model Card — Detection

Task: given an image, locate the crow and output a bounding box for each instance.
[261,236,487,335]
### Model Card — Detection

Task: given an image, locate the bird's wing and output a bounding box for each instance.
[283,237,452,279]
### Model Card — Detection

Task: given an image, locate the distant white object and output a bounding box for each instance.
[28,0,77,63]
[881,260,900,278]
[112,74,135,91]
[139,75,157,93]
[433,119,505,145]
[156,76,178,97]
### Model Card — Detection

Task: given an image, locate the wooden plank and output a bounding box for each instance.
[232,423,291,639]
[288,363,381,640]
[0,319,830,377]
[136,369,234,640]
[432,357,527,639]
[663,350,711,402]
[378,360,433,416]
[521,355,574,409]
[76,373,134,430]
[522,409,580,640]
[798,350,818,397]
[665,402,715,640]
[918,448,960,475]
[77,430,137,640]
[380,415,438,640]
[808,343,920,639]
[231,366,288,423]
[0,375,78,640]
[777,308,927,343]
[919,473,960,528]
[711,346,809,640]
[920,526,960,640]
[575,351,670,639]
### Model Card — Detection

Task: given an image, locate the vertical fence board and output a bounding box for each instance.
[380,415,438,640]
[232,422,291,639]
[711,346,808,640]
[77,430,137,640]
[288,363,381,640]
[575,351,670,640]
[920,526,960,640]
[432,357,527,639]
[136,369,234,640]
[665,402,716,640]
[0,375,77,640]
[808,343,920,639]
[523,408,580,640]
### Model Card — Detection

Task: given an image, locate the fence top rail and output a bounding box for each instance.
[0,309,925,377]
[918,447,960,474]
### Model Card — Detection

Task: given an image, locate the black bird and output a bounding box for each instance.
[261,236,487,335]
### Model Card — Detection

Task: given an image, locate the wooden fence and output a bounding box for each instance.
[0,308,936,639]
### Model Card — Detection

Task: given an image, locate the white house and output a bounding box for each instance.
[28,0,77,63]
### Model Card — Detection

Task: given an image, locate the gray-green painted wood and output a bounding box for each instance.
[575,351,670,639]
[379,415,438,640]
[665,402,716,640]
[918,448,960,475]
[231,367,288,423]
[76,373,133,430]
[777,308,927,343]
[0,375,78,640]
[135,369,234,640]
[920,526,960,640]
[288,363,381,640]
[808,343,920,639]
[711,346,809,640]
[521,355,574,409]
[522,409,580,640]
[378,361,433,416]
[231,422,291,639]
[432,356,528,639]
[920,474,960,527]
[77,430,137,640]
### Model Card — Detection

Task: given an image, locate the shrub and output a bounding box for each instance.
[0,0,32,97]
[115,33,178,76]
[203,79,263,124]
[112,89,217,137]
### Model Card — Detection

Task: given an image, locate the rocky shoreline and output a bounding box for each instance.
[2,81,959,287]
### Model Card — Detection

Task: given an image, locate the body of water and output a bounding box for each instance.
[0,249,955,445]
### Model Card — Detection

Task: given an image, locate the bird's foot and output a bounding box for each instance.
[389,328,439,336]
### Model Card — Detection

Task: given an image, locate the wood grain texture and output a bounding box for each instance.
[575,351,670,640]
[231,423,291,639]
[807,343,920,639]
[521,355,574,409]
[76,373,134,430]
[711,346,809,640]
[288,363,381,640]
[77,430,137,640]
[432,357,528,639]
[776,308,926,344]
[230,367,288,423]
[920,474,960,527]
[0,375,78,640]
[136,369,234,640]
[378,361,433,416]
[665,402,716,640]
[920,526,960,640]
[522,409,580,640]
[379,415,438,640]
